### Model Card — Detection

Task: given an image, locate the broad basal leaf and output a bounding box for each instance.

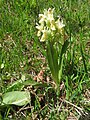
[2,91,30,106]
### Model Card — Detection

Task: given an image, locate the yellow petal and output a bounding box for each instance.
[36,24,44,31]
[39,14,46,23]
[50,20,56,30]
[37,31,41,37]
[40,29,47,42]
[47,8,55,22]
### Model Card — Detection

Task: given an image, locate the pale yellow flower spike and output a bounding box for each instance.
[36,8,65,42]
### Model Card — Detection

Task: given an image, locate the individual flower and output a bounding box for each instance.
[43,8,55,28]
[50,19,56,31]
[40,29,47,42]
[36,23,44,31]
[37,31,41,37]
[40,28,52,42]
[47,8,54,22]
[55,18,65,32]
[39,14,46,23]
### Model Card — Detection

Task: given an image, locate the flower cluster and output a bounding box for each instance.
[36,8,65,42]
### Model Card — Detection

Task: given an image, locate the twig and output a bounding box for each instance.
[60,98,88,116]
[17,106,33,113]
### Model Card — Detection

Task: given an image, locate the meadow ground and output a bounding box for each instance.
[0,0,90,120]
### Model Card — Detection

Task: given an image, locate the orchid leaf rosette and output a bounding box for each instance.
[36,8,69,92]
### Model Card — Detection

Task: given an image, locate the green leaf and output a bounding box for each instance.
[6,77,26,92]
[6,81,23,91]
[23,79,49,87]
[46,41,59,84]
[58,55,63,84]
[80,43,88,74]
[59,40,69,67]
[1,91,30,106]
[6,78,49,92]
[62,40,69,54]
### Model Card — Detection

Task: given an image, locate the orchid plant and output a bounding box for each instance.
[36,8,69,96]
